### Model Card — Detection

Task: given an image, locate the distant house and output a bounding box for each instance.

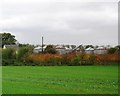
[33,46,46,53]
[3,45,19,49]
[3,44,19,54]
[33,46,42,53]
[85,47,94,54]
[94,46,108,54]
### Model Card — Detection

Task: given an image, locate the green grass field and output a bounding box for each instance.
[2,66,118,94]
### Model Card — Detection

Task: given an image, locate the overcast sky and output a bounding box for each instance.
[0,0,118,46]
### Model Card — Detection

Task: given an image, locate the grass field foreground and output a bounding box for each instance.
[2,66,118,94]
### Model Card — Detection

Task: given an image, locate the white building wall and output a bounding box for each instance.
[94,50,107,54]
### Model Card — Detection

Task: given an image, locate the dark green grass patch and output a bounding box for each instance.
[2,66,118,94]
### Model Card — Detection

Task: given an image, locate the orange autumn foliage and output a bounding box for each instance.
[96,54,120,62]
[28,53,120,65]
[29,54,63,62]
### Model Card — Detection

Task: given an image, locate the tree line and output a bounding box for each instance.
[1,32,120,66]
[2,47,120,66]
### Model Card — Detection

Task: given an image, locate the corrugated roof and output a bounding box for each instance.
[85,47,94,51]
[4,45,18,48]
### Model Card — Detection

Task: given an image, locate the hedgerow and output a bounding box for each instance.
[2,47,120,66]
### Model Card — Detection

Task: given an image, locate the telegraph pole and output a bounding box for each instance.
[42,36,43,52]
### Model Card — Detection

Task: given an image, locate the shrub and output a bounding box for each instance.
[2,48,16,65]
[28,54,64,66]
[96,54,120,65]
[16,47,29,62]
[70,56,80,66]
[44,45,57,54]
[108,48,116,54]
[2,48,16,59]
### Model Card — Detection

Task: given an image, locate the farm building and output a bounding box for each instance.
[55,45,72,54]
[3,44,19,54]
[33,46,46,53]
[3,45,19,49]
[55,45,66,54]
[85,47,94,54]
[75,45,84,53]
[94,46,108,54]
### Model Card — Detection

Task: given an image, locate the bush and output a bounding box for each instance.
[28,54,63,66]
[96,54,120,65]
[108,48,116,54]
[70,56,80,65]
[2,48,16,65]
[44,45,57,54]
[2,48,16,59]
[2,59,16,66]
[16,47,29,62]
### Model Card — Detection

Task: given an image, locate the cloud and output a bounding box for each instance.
[0,0,118,46]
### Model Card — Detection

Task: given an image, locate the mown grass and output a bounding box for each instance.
[2,65,118,94]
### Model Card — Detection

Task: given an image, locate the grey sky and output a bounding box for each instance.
[0,0,118,46]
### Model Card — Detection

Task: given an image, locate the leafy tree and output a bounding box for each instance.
[44,45,57,54]
[66,45,70,48]
[108,48,116,54]
[85,45,94,49]
[71,45,76,49]
[115,45,120,54]
[19,43,34,47]
[1,33,17,47]
[0,34,2,48]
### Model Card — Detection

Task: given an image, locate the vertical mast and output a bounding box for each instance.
[42,36,43,52]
